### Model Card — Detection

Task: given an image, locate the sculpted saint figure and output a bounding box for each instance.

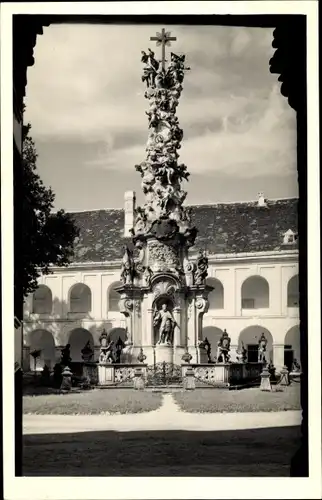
[258,333,268,363]
[120,245,135,285]
[153,302,177,345]
[216,329,231,363]
[194,249,209,285]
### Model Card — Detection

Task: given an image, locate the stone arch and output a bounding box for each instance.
[29,329,56,370]
[108,281,122,313]
[238,325,273,363]
[202,326,224,351]
[69,283,92,313]
[287,274,299,307]
[284,325,300,370]
[206,278,224,310]
[241,276,269,309]
[107,327,128,344]
[68,328,94,362]
[32,285,53,314]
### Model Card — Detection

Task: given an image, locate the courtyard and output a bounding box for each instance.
[22,386,302,476]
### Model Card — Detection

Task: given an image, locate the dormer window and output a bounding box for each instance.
[283,229,298,245]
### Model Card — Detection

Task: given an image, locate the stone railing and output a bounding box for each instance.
[182,362,263,388]
[97,363,148,386]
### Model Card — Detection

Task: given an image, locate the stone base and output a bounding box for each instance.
[173,346,186,365]
[83,363,98,385]
[98,364,114,385]
[155,344,173,364]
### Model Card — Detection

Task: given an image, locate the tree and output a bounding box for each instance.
[21,121,79,297]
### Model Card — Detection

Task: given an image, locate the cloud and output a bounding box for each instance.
[25,23,296,182]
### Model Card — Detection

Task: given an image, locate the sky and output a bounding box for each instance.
[25,24,298,212]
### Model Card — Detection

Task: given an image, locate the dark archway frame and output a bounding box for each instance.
[12,14,307,477]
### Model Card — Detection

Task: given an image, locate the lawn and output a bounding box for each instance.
[23,389,163,415]
[173,384,301,413]
[23,425,301,476]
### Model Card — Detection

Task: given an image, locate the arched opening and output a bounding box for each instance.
[107,327,128,344]
[202,326,224,352]
[68,328,94,363]
[206,278,224,310]
[241,276,269,309]
[284,325,300,371]
[29,329,56,371]
[69,283,92,313]
[287,275,299,307]
[32,285,52,314]
[238,325,273,363]
[108,281,122,313]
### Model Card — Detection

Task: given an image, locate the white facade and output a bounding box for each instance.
[22,248,300,373]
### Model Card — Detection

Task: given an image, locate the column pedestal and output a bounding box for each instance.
[98,364,114,385]
[273,343,285,373]
[155,344,173,364]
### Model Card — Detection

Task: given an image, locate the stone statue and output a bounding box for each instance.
[258,333,268,363]
[120,245,135,285]
[143,266,153,287]
[141,48,159,88]
[99,339,116,364]
[203,337,212,363]
[61,344,71,367]
[291,358,301,373]
[216,330,231,363]
[153,302,177,345]
[81,341,94,362]
[236,341,247,363]
[115,336,125,364]
[194,249,209,285]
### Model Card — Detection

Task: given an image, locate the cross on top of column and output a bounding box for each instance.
[150,28,177,70]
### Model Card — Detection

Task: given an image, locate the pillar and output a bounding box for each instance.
[273,343,285,373]
[230,344,238,363]
[173,308,181,346]
[55,346,65,364]
[22,346,30,371]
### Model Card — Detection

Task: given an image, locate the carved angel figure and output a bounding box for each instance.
[141,48,160,88]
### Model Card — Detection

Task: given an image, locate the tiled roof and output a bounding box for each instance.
[69,198,298,263]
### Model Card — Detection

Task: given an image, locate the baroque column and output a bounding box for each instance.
[116,29,212,365]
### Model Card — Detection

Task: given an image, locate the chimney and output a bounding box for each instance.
[257,192,267,207]
[124,191,136,237]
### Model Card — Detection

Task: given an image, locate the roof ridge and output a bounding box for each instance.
[63,197,298,214]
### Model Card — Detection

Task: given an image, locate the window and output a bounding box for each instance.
[32,285,52,314]
[69,284,92,313]
[242,298,255,309]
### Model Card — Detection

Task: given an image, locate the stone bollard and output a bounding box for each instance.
[260,365,271,392]
[60,366,73,392]
[279,366,290,386]
[133,367,145,390]
[183,365,195,391]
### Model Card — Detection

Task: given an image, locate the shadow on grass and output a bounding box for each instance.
[23,385,91,397]
[23,425,302,477]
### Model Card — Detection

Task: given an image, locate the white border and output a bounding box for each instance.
[1,2,320,499]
